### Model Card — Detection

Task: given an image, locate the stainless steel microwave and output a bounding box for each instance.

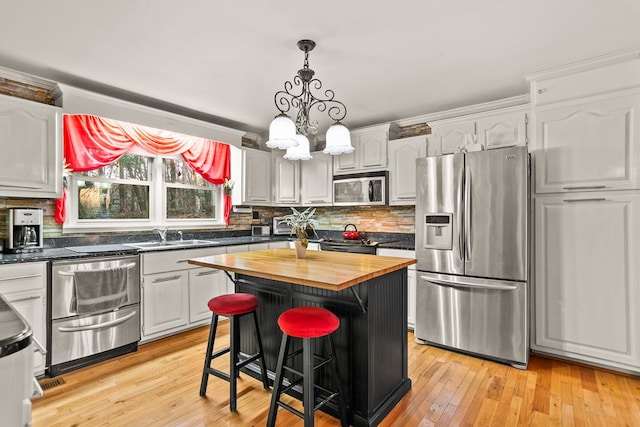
[333,171,388,206]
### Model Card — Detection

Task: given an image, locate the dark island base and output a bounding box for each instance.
[234,269,411,427]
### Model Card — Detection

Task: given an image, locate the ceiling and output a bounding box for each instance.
[1,0,639,139]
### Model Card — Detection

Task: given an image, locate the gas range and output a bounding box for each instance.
[318,238,379,254]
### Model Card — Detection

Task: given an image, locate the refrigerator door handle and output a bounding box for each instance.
[421,276,518,291]
[458,165,464,261]
[464,168,472,260]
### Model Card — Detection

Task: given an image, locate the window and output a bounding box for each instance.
[67,151,224,232]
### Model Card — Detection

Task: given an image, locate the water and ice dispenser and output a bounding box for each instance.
[422,213,453,250]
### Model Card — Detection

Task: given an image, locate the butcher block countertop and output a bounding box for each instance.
[188,248,416,291]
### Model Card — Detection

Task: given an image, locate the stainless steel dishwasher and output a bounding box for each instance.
[49,255,140,376]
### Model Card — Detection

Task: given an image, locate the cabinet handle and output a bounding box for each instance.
[32,377,44,399]
[196,270,218,277]
[251,198,268,202]
[176,259,189,263]
[7,295,39,303]
[152,275,182,283]
[395,195,415,199]
[0,273,43,282]
[563,185,607,190]
[563,198,607,203]
[308,200,327,203]
[32,337,46,355]
[58,311,137,332]
[537,88,547,94]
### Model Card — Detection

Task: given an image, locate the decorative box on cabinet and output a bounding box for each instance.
[333,123,400,174]
[300,151,333,205]
[0,94,62,198]
[0,262,47,376]
[241,148,272,206]
[387,136,427,205]
[141,247,226,341]
[531,91,640,194]
[533,192,640,372]
[272,154,300,205]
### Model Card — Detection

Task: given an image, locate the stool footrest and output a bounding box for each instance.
[236,352,262,370]
[205,367,231,382]
[277,401,305,419]
[211,347,231,359]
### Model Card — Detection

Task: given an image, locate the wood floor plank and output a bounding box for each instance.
[32,327,640,427]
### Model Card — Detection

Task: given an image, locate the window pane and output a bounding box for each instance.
[164,158,210,186]
[77,180,150,219]
[166,187,215,219]
[82,154,151,181]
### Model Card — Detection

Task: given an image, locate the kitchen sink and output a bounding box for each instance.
[125,239,219,250]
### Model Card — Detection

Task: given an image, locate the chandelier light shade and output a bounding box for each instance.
[323,121,354,155]
[269,39,352,159]
[266,113,298,149]
[283,134,313,161]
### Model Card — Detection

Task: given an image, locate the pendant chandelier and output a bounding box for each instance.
[266,39,353,160]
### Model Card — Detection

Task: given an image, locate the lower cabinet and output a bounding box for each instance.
[140,247,226,342]
[0,262,47,376]
[533,191,640,372]
[377,249,416,330]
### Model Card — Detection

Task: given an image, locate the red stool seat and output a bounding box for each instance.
[278,306,339,338]
[208,293,259,316]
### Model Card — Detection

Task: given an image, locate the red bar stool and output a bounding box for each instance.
[199,293,269,411]
[267,306,348,427]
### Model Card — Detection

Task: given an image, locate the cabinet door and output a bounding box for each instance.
[533,93,640,193]
[360,131,387,169]
[188,268,225,323]
[6,291,46,375]
[476,111,527,149]
[242,149,272,205]
[0,94,62,198]
[407,267,416,330]
[432,121,475,155]
[301,152,333,205]
[273,155,300,204]
[142,271,189,336]
[534,192,640,370]
[388,136,427,205]
[333,138,359,173]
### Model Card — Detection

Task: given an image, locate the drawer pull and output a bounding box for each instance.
[196,270,218,277]
[32,377,44,399]
[8,295,40,303]
[563,185,606,190]
[537,88,547,94]
[58,311,137,332]
[564,198,607,203]
[32,337,46,355]
[176,259,189,263]
[152,275,182,283]
[0,273,43,282]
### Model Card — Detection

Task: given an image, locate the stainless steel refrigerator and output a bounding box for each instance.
[414,145,529,369]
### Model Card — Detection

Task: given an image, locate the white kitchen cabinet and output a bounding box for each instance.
[288,241,320,251]
[241,148,272,205]
[377,249,416,330]
[0,262,48,376]
[532,91,640,194]
[333,124,400,174]
[0,94,62,198]
[475,110,527,150]
[301,152,333,205]
[268,241,290,249]
[273,154,300,205]
[533,192,640,372]
[140,246,226,341]
[387,136,428,205]
[429,107,527,156]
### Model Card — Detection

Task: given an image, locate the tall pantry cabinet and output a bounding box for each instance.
[528,50,640,373]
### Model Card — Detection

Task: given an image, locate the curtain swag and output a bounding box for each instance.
[59,114,232,225]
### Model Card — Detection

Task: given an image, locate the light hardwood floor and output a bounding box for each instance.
[33,323,640,426]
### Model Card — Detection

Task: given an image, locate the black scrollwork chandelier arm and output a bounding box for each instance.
[273,40,347,135]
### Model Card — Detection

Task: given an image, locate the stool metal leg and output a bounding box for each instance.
[199,314,218,397]
[303,337,314,427]
[328,334,348,427]
[252,311,270,390]
[266,333,290,427]
[229,315,239,412]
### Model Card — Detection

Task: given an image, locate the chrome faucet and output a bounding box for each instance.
[154,227,168,244]
[177,230,183,242]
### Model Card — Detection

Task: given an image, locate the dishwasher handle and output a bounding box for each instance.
[58,311,137,332]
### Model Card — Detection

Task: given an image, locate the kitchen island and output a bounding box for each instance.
[189,248,416,427]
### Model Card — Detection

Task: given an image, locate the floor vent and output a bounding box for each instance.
[40,378,65,390]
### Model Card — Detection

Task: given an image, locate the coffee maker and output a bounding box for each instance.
[5,208,44,253]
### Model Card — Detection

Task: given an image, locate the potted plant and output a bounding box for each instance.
[283,207,318,258]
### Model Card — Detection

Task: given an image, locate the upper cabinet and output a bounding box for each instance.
[532,92,640,193]
[240,148,272,206]
[429,105,527,156]
[272,154,300,205]
[333,124,400,174]
[527,52,640,194]
[0,94,62,198]
[387,135,428,205]
[301,151,333,206]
